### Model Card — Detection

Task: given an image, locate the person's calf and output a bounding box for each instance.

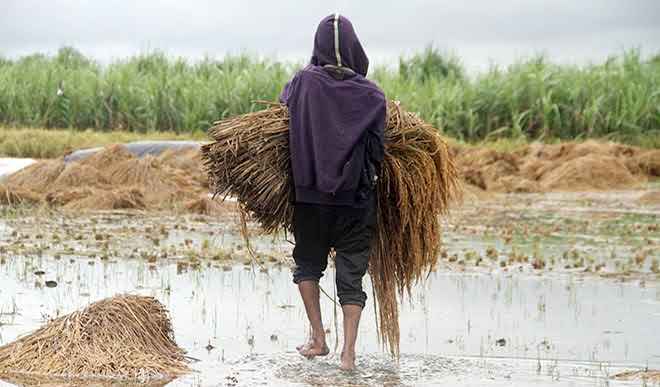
[297,280,324,333]
[340,303,363,370]
[296,280,329,358]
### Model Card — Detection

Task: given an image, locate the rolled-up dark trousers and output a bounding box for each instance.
[292,196,376,308]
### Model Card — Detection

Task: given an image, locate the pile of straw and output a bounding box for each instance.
[456,140,659,193]
[201,101,461,355]
[1,144,207,211]
[0,295,189,380]
[0,184,40,205]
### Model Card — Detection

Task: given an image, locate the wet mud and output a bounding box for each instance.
[0,189,658,386]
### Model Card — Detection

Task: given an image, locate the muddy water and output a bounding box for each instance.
[0,189,658,386]
[1,252,659,386]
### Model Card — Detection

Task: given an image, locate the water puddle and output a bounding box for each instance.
[1,253,659,386]
[0,190,658,385]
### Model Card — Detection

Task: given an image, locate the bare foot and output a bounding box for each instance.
[297,338,329,358]
[340,351,356,371]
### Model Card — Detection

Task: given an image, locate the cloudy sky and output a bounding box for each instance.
[2,0,659,71]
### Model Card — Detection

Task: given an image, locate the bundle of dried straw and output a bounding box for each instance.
[201,101,461,356]
[0,295,189,381]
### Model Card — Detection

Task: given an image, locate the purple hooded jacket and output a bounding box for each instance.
[280,14,386,207]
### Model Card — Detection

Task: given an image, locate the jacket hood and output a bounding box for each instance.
[311,14,369,77]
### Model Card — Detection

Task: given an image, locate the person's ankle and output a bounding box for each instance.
[311,330,326,344]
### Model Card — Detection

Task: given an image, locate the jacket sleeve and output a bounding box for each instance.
[279,72,301,106]
[366,99,386,168]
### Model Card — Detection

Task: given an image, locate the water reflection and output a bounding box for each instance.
[1,252,659,386]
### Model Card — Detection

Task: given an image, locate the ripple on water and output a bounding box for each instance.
[221,352,503,386]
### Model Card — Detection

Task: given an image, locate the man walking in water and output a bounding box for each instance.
[280,14,386,371]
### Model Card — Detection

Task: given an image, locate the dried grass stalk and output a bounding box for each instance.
[0,295,189,380]
[4,159,66,192]
[1,145,205,211]
[201,101,462,356]
[0,184,41,205]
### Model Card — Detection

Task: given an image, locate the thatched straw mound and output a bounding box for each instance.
[105,155,201,205]
[0,373,171,387]
[1,145,209,212]
[201,101,462,356]
[159,148,207,188]
[79,143,136,169]
[458,148,524,191]
[58,188,146,210]
[456,140,653,193]
[634,149,660,176]
[0,184,41,205]
[184,195,230,215]
[540,154,639,191]
[0,295,189,380]
[2,135,657,214]
[52,163,110,189]
[4,159,66,190]
[45,187,95,206]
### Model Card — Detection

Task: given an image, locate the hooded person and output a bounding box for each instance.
[279,14,386,371]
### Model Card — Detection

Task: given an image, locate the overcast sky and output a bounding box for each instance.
[2,0,659,71]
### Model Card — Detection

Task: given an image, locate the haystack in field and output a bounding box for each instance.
[59,187,146,210]
[1,144,209,211]
[0,295,189,380]
[201,101,461,356]
[184,195,229,215]
[3,159,66,191]
[158,148,208,188]
[456,140,655,193]
[539,154,640,191]
[0,184,41,205]
[79,143,136,169]
[52,163,110,189]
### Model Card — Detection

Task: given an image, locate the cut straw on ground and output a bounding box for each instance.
[0,295,190,380]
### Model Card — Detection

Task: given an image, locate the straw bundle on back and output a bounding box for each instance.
[0,295,189,381]
[201,101,461,356]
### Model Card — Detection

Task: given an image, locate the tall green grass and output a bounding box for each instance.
[0,128,207,159]
[1,47,658,146]
[0,47,291,133]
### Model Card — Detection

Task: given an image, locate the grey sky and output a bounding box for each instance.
[2,0,659,71]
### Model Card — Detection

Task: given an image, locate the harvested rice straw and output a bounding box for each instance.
[201,100,461,357]
[0,295,189,380]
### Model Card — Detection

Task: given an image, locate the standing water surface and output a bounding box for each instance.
[0,253,658,386]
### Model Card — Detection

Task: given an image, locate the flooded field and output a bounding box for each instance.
[0,189,658,386]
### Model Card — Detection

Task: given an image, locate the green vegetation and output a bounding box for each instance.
[0,128,206,158]
[0,127,573,159]
[1,47,658,147]
[0,47,290,134]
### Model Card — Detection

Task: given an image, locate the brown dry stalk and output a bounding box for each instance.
[0,295,189,380]
[201,100,462,357]
[1,144,206,211]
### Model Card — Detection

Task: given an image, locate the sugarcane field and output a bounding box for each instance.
[1,2,659,387]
